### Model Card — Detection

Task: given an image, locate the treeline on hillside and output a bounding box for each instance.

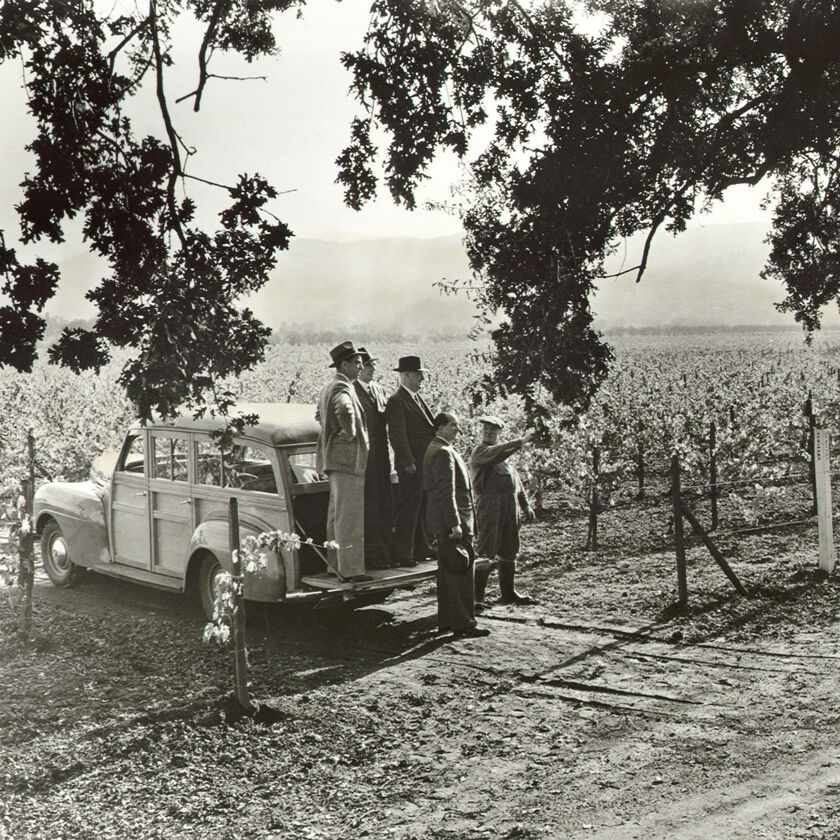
[603,324,840,337]
[268,322,472,345]
[39,316,471,349]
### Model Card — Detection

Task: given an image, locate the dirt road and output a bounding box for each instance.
[4,544,840,840]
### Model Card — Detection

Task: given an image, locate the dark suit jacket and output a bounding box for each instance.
[355,379,390,466]
[386,386,435,471]
[423,436,475,536]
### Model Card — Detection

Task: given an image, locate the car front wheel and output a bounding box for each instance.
[40,520,82,587]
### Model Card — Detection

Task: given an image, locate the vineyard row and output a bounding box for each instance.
[1,332,839,535]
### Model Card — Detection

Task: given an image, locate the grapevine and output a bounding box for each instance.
[3,331,840,540]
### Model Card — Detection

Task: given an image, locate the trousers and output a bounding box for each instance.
[326,470,365,577]
[435,532,476,633]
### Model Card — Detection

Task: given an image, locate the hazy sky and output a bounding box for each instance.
[0,1,777,328]
[0,1,466,246]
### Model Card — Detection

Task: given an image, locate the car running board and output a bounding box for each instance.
[90,563,183,591]
[301,561,437,591]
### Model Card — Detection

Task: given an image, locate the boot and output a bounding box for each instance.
[497,558,536,605]
[474,562,491,612]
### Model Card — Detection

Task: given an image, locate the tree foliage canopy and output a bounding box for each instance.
[3,1,840,418]
[338,0,840,410]
[0,0,298,420]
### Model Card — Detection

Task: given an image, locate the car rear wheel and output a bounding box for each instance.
[198,554,224,620]
[40,520,82,587]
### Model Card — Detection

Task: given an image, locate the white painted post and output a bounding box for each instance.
[814,428,835,573]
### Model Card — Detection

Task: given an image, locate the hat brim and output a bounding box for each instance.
[330,355,361,368]
[442,542,471,574]
[394,366,426,372]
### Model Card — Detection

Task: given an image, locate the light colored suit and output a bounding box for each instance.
[316,374,369,577]
[316,374,368,475]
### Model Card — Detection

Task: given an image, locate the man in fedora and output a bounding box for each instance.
[424,411,489,637]
[315,341,372,582]
[471,415,536,606]
[386,355,436,567]
[354,347,393,569]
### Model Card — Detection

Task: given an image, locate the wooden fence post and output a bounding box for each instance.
[805,393,817,514]
[814,427,835,574]
[679,503,748,596]
[17,431,36,643]
[671,453,688,607]
[586,447,600,551]
[709,420,718,531]
[636,439,645,499]
[228,497,252,711]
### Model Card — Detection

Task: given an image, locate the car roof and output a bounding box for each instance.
[141,403,320,448]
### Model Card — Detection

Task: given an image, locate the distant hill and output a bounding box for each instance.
[594,221,831,329]
[42,222,834,334]
[253,223,821,333]
[247,236,478,336]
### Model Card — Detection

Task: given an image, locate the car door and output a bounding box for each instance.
[148,430,193,578]
[110,430,152,569]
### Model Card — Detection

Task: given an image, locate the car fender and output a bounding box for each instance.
[189,511,287,602]
[33,481,110,568]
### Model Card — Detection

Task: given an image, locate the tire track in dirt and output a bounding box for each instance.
[568,741,840,840]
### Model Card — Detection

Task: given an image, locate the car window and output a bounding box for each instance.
[226,444,277,493]
[289,452,325,484]
[152,436,189,482]
[119,434,145,474]
[196,440,223,486]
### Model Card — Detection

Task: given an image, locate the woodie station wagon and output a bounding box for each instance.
[34,404,435,617]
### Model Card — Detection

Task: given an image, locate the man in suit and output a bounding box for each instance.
[354,347,394,569]
[386,355,436,567]
[315,340,372,582]
[424,411,489,638]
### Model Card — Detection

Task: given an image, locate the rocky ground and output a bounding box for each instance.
[3,502,840,840]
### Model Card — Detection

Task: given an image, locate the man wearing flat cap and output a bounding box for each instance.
[354,347,394,569]
[470,415,536,606]
[386,355,436,567]
[315,341,371,582]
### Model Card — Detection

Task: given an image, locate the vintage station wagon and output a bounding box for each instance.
[34,403,435,617]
